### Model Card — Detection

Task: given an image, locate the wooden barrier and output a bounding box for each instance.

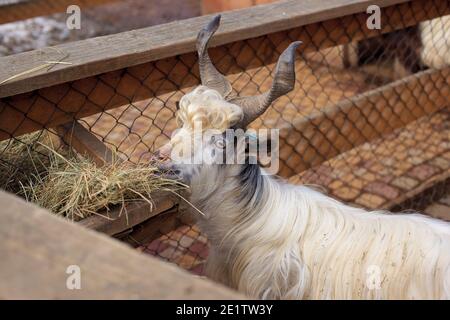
[0,0,416,97]
[0,190,243,299]
[0,0,448,142]
[78,191,177,236]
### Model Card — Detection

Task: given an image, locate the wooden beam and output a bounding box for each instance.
[0,190,242,299]
[1,0,447,142]
[123,207,196,247]
[78,191,177,236]
[123,207,182,246]
[0,0,120,25]
[56,121,116,166]
[1,0,436,98]
[287,67,450,172]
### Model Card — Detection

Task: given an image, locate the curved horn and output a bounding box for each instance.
[231,41,302,128]
[197,15,233,98]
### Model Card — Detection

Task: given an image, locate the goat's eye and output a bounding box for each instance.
[214,138,226,149]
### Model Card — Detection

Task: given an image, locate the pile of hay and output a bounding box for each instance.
[0,131,185,221]
[0,131,63,193]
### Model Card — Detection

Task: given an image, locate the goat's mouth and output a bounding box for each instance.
[154,161,182,180]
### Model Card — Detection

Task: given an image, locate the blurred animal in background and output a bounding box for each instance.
[344,16,450,80]
[420,16,450,69]
[157,15,450,299]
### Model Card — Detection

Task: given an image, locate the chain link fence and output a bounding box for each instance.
[0,0,449,275]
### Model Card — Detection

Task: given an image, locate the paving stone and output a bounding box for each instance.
[145,240,169,254]
[177,254,197,269]
[408,164,439,181]
[353,167,368,177]
[348,178,365,190]
[391,176,419,190]
[186,228,201,239]
[409,156,425,165]
[159,246,177,259]
[365,181,400,200]
[429,156,449,170]
[314,173,334,185]
[179,235,195,248]
[328,180,344,190]
[189,240,209,255]
[332,186,359,201]
[367,162,384,172]
[355,193,386,209]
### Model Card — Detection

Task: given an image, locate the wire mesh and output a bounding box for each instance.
[0,1,449,275]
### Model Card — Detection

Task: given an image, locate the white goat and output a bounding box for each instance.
[158,16,450,299]
[349,15,450,77]
[420,15,450,69]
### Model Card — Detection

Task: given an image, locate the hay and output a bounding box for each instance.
[0,131,186,221]
[0,61,72,85]
[0,130,65,193]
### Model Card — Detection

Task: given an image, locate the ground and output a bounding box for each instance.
[0,0,201,56]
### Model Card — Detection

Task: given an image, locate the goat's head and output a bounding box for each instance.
[156,15,301,185]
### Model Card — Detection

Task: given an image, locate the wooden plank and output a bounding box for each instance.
[288,67,450,172]
[0,0,120,24]
[0,190,243,299]
[123,207,182,246]
[124,207,196,247]
[78,191,177,236]
[1,0,447,142]
[0,0,427,98]
[56,121,116,166]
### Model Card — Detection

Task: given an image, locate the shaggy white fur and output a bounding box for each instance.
[165,86,450,300]
[420,15,450,69]
[193,170,450,299]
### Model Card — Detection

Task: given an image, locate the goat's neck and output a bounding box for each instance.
[189,164,269,246]
[189,163,310,290]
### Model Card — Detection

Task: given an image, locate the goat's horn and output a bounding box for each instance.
[231,41,302,128]
[197,14,233,98]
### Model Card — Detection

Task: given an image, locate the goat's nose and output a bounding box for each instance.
[153,144,172,161]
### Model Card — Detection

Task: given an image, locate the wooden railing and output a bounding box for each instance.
[0,189,243,299]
